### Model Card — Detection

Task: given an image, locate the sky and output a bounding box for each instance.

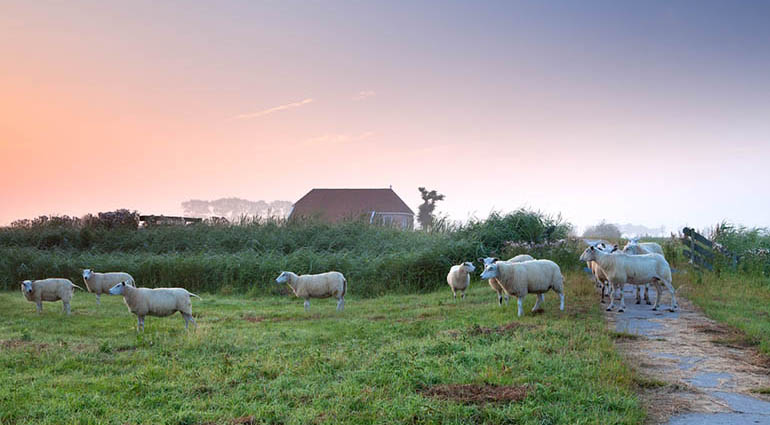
[1,0,769,232]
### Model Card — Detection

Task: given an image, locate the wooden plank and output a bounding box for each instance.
[683,249,713,270]
[693,242,715,259]
[688,229,713,248]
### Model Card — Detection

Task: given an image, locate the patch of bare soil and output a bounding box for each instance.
[606,291,770,424]
[420,384,528,404]
[442,322,535,338]
[241,315,265,323]
[0,339,49,350]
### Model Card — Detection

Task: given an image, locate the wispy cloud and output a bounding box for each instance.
[352,90,376,101]
[303,131,376,146]
[233,98,314,119]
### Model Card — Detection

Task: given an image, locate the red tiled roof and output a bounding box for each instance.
[289,188,414,221]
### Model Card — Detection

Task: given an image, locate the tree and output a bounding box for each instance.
[417,187,445,230]
[582,220,621,239]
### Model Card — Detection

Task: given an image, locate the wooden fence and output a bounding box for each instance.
[681,227,737,271]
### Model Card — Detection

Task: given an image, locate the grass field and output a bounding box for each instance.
[677,269,770,356]
[0,271,644,425]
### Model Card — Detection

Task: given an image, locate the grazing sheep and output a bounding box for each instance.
[478,255,535,305]
[446,262,476,300]
[20,278,83,315]
[275,271,347,311]
[621,240,664,305]
[480,260,565,317]
[579,246,677,313]
[82,269,135,305]
[108,282,201,331]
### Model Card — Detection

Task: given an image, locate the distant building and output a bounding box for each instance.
[289,188,414,229]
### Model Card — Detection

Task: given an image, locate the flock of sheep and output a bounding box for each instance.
[18,238,677,331]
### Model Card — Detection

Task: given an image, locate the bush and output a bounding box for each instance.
[0,209,584,294]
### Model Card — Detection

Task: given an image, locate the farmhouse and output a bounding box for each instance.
[289,188,415,229]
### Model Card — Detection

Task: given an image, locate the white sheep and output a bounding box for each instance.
[622,240,665,305]
[478,255,535,305]
[582,241,615,303]
[480,260,565,317]
[108,281,201,331]
[20,278,83,315]
[275,271,347,311]
[82,269,135,305]
[446,262,476,300]
[579,246,677,313]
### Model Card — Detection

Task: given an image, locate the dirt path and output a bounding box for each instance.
[605,285,770,425]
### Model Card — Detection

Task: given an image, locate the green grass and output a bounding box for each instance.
[676,268,770,356]
[0,272,644,425]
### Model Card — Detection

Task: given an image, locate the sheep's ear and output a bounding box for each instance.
[590,246,595,251]
[492,257,499,262]
[612,244,619,252]
[477,257,483,263]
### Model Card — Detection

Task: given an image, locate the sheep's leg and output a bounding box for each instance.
[532,294,544,312]
[644,284,651,305]
[461,291,466,300]
[504,294,509,305]
[336,297,345,312]
[137,316,145,332]
[651,281,662,311]
[635,285,641,304]
[95,293,101,305]
[559,291,565,311]
[303,299,310,311]
[618,285,626,313]
[660,279,677,311]
[36,302,42,313]
[606,282,615,311]
[497,292,503,306]
[516,297,524,317]
[63,302,71,315]
[183,313,196,329]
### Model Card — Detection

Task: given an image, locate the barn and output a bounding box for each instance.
[288,188,415,229]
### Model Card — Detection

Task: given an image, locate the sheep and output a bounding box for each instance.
[621,240,664,305]
[446,262,476,300]
[478,255,535,305]
[579,246,677,313]
[582,241,615,303]
[20,278,83,315]
[275,271,347,311]
[480,260,565,317]
[108,281,201,331]
[82,269,135,305]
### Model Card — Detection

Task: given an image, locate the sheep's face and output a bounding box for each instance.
[462,262,476,273]
[21,280,33,294]
[579,246,598,262]
[480,263,499,280]
[275,272,290,284]
[109,282,126,295]
[478,257,498,267]
[82,269,93,280]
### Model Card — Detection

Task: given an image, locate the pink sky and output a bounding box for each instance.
[1,1,768,232]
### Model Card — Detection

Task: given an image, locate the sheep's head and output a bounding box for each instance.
[21,280,33,294]
[622,242,643,255]
[579,246,599,262]
[82,269,93,280]
[109,282,127,295]
[461,262,476,273]
[478,257,499,268]
[275,272,291,284]
[480,263,499,280]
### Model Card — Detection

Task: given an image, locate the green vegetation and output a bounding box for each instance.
[677,270,770,356]
[0,271,644,425]
[0,210,575,295]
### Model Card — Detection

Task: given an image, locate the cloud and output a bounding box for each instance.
[303,131,375,146]
[233,98,314,119]
[352,90,376,101]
